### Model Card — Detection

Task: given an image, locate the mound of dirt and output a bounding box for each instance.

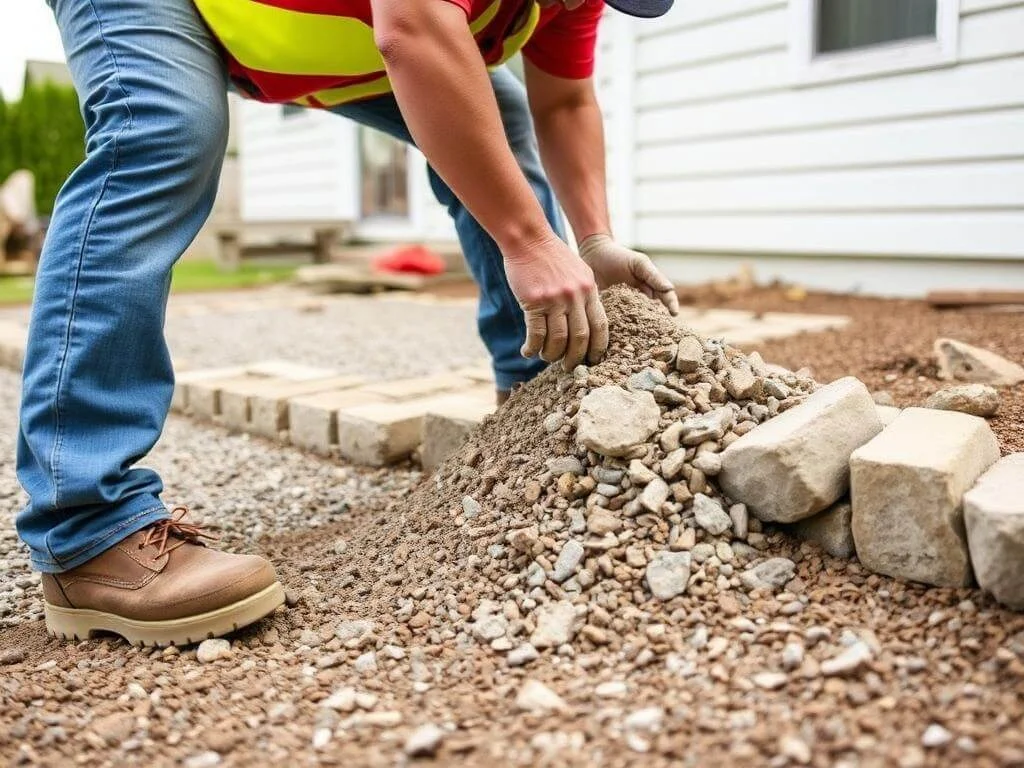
[321,287,816,659]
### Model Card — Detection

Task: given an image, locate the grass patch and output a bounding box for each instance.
[170,259,298,293]
[0,259,298,306]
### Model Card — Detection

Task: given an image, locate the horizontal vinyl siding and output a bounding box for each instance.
[240,101,357,223]
[624,1,1024,259]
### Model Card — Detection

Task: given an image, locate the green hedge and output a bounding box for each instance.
[0,82,84,216]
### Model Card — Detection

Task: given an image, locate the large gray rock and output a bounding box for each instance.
[964,454,1024,609]
[935,338,1024,386]
[576,386,660,458]
[719,377,882,523]
[851,408,1000,587]
[924,384,999,418]
[787,500,855,558]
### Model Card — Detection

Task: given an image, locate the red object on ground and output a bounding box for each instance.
[372,244,447,276]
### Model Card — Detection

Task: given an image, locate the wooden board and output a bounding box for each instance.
[926,290,1024,308]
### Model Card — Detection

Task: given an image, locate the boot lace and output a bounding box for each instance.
[138,507,218,557]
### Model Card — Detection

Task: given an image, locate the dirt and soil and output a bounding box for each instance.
[1,287,1022,768]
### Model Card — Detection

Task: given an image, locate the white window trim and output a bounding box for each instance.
[789,0,961,86]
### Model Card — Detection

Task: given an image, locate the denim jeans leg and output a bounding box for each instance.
[16,0,229,573]
[331,66,566,391]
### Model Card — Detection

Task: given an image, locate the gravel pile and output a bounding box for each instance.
[334,287,820,660]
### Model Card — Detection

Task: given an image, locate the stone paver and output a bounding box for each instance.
[249,377,366,439]
[172,366,251,414]
[421,396,496,471]
[876,405,901,426]
[851,407,1001,587]
[288,389,387,455]
[222,376,365,436]
[338,391,491,466]
[786,499,855,559]
[964,454,1024,609]
[362,373,476,402]
[719,377,882,523]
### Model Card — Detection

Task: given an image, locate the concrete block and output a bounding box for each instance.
[245,360,338,382]
[361,373,475,402]
[964,454,1024,609]
[172,366,250,414]
[786,499,855,558]
[288,389,386,455]
[250,376,365,439]
[216,375,361,434]
[851,407,1000,587]
[876,405,901,426]
[186,374,258,421]
[719,377,883,523]
[421,395,496,472]
[339,393,488,466]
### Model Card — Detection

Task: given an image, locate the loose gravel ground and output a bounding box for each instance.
[1,287,1023,768]
[165,291,487,378]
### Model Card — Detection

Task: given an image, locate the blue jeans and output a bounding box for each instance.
[17,0,557,572]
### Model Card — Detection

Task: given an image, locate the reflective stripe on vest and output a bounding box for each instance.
[194,0,539,107]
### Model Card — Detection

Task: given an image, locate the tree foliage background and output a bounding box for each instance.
[0,82,84,216]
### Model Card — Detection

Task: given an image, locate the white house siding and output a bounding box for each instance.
[239,101,359,222]
[597,0,1024,293]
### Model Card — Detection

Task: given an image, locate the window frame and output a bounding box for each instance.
[357,126,411,222]
[789,0,960,86]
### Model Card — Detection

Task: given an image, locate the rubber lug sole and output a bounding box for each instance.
[43,581,286,648]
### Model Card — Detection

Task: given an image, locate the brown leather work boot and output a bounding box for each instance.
[42,509,285,647]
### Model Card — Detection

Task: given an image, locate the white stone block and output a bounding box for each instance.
[719,377,883,523]
[288,389,386,454]
[851,408,1000,587]
[964,454,1024,609]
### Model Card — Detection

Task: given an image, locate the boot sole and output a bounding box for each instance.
[44,581,286,648]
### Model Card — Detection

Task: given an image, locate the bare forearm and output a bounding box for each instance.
[532,94,612,244]
[374,3,552,252]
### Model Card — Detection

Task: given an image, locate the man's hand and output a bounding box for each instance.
[504,234,610,370]
[579,234,680,316]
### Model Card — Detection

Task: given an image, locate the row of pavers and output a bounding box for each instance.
[718,376,1024,610]
[0,308,852,473]
[174,363,496,470]
[0,320,495,471]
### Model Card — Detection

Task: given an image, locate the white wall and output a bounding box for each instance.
[598,0,1024,265]
[240,101,358,222]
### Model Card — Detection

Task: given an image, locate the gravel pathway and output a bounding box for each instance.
[0,367,422,631]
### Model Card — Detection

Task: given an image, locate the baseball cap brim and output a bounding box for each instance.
[604,0,673,18]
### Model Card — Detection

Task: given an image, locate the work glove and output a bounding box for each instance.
[578,234,680,316]
[503,233,610,370]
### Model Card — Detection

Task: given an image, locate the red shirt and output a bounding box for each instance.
[445,0,604,79]
[212,0,604,106]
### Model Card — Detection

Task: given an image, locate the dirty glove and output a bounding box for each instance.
[503,233,610,370]
[578,234,679,316]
